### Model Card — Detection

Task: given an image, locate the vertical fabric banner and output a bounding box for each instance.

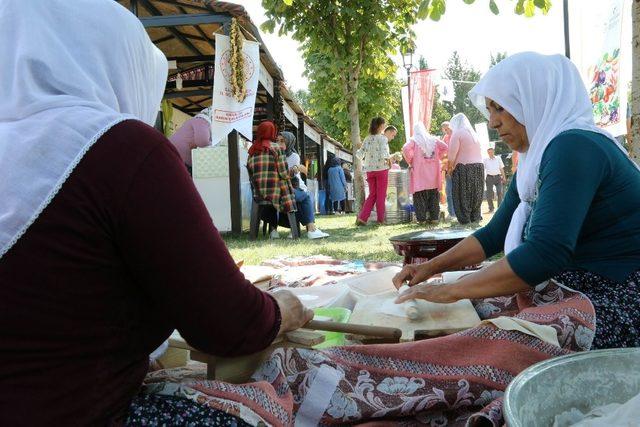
[211,34,260,145]
[572,0,629,136]
[408,69,436,135]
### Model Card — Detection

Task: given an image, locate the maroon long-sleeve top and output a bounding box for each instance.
[0,120,281,425]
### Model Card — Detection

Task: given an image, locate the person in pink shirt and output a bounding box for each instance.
[168,107,212,169]
[448,113,484,224]
[403,123,448,224]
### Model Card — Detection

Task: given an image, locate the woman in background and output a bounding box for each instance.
[448,113,484,224]
[279,131,328,239]
[168,107,212,173]
[403,122,448,224]
[0,2,311,424]
[247,121,297,239]
[356,117,391,226]
[327,158,347,214]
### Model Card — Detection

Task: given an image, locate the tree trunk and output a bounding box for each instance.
[631,0,640,164]
[347,79,365,212]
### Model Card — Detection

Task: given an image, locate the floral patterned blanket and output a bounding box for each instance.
[144,281,595,426]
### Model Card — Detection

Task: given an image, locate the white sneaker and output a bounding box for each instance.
[307,229,329,239]
[270,229,280,239]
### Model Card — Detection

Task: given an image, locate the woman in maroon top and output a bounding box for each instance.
[0,1,311,425]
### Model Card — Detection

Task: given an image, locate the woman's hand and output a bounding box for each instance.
[392,262,435,288]
[271,290,314,334]
[395,282,459,304]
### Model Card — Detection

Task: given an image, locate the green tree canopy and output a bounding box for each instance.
[262,0,552,206]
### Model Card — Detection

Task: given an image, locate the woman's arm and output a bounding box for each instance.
[120,141,311,358]
[392,235,488,288]
[356,138,369,160]
[192,118,211,149]
[402,141,415,164]
[339,167,347,187]
[396,134,610,303]
[448,133,460,171]
[275,148,291,181]
[396,257,529,304]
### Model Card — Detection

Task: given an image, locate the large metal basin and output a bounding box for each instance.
[504,348,640,426]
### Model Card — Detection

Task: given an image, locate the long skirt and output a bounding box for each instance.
[413,189,440,222]
[125,393,250,426]
[555,269,640,349]
[452,163,484,224]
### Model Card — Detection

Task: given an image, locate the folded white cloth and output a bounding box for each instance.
[553,391,640,427]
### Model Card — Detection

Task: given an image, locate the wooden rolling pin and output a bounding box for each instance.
[304,320,402,341]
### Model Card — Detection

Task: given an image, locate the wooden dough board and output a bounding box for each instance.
[348,292,481,342]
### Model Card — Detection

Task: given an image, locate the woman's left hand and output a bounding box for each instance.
[395,283,459,304]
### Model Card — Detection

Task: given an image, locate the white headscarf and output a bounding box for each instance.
[450,113,479,139]
[0,0,168,259]
[469,52,636,254]
[413,122,438,158]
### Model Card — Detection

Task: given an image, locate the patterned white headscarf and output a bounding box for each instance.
[413,122,439,158]
[0,0,168,259]
[469,52,635,253]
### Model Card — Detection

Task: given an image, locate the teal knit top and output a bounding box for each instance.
[474,130,640,285]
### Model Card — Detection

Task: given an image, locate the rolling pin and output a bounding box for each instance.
[304,320,402,341]
[398,284,424,321]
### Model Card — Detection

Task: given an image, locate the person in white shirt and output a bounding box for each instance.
[278,131,329,239]
[483,147,506,212]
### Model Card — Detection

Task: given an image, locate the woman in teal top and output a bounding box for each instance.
[394,52,640,349]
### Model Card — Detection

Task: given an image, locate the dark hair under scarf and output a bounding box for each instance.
[280,131,298,157]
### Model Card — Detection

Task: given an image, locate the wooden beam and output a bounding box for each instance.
[166,55,215,63]
[137,12,231,28]
[178,5,216,51]
[228,131,242,234]
[151,0,210,12]
[298,115,306,163]
[130,0,138,16]
[164,89,212,99]
[319,137,325,189]
[152,34,174,44]
[138,0,204,56]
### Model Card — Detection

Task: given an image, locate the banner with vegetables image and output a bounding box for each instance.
[584,0,627,135]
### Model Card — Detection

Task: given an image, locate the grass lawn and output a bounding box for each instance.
[223,209,494,265]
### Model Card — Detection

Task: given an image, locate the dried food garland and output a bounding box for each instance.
[229,18,247,102]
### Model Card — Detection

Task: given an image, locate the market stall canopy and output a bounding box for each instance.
[116,0,287,117]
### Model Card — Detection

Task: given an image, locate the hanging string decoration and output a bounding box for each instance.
[229,18,247,102]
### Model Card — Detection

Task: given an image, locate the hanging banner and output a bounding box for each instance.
[571,0,630,136]
[438,79,455,103]
[259,61,274,97]
[408,69,436,136]
[211,34,260,144]
[304,123,321,144]
[283,100,298,128]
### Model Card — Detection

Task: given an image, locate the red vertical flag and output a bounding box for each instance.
[409,69,436,135]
